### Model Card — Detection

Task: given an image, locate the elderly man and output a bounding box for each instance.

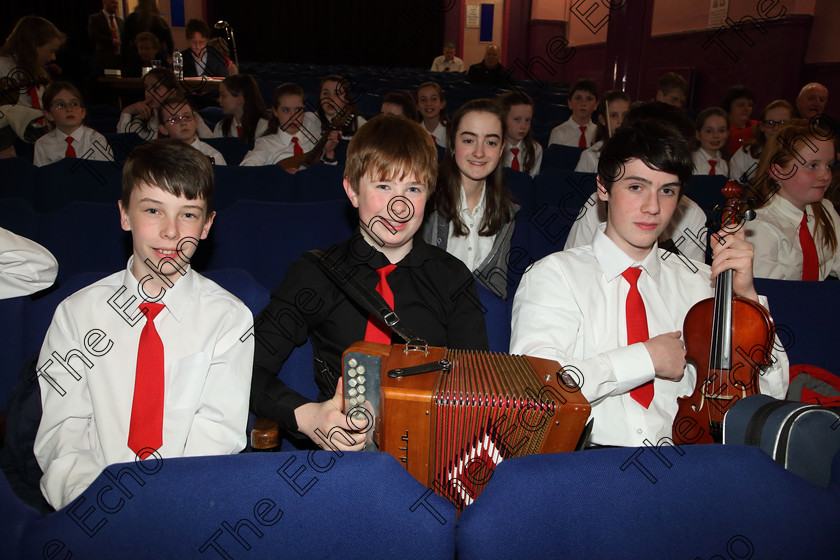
[467,43,505,84]
[795,82,828,119]
[431,42,464,72]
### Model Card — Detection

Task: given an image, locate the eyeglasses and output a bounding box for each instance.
[163,113,195,125]
[51,100,81,110]
[762,120,787,128]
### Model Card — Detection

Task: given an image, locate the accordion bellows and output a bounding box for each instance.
[343,342,591,509]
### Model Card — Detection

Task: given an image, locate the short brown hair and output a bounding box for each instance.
[157,94,194,124]
[122,139,215,214]
[42,80,83,111]
[185,18,210,40]
[344,114,437,195]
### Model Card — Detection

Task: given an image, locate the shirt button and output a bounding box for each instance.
[636,429,643,434]
[468,247,473,251]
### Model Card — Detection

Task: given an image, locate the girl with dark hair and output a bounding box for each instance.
[721,85,757,155]
[213,74,269,145]
[691,107,730,176]
[498,91,543,177]
[424,99,518,298]
[0,16,65,109]
[417,82,449,149]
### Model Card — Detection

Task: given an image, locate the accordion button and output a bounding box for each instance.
[357,385,366,394]
[358,395,366,403]
[348,378,358,387]
[350,397,358,406]
[348,388,358,397]
[348,368,357,377]
[358,375,366,384]
[349,358,358,368]
[357,365,366,374]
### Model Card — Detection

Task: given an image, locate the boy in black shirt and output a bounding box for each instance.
[251,115,489,451]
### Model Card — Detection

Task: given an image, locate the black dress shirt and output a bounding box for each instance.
[251,234,489,433]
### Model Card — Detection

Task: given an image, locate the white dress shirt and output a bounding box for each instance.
[0,56,44,108]
[511,224,789,447]
[240,112,321,166]
[0,227,58,299]
[447,184,495,272]
[746,196,840,280]
[728,145,760,182]
[425,121,447,149]
[190,136,226,165]
[502,139,543,178]
[34,126,114,167]
[565,192,709,263]
[212,117,269,139]
[548,118,597,148]
[118,112,212,142]
[574,140,603,173]
[692,149,729,176]
[34,259,254,509]
[431,55,465,72]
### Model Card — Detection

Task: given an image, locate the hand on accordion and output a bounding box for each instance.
[293,377,368,451]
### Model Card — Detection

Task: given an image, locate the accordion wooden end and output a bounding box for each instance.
[342,342,591,508]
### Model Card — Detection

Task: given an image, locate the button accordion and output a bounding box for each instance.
[342,342,591,509]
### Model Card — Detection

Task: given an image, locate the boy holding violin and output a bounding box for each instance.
[510,120,788,448]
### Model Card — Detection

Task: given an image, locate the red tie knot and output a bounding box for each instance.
[621,266,642,286]
[511,147,519,156]
[291,137,299,144]
[65,137,73,146]
[377,264,397,280]
[579,126,587,133]
[139,302,165,321]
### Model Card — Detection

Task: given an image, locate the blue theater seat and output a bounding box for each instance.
[102,133,146,165]
[203,137,249,166]
[33,159,123,212]
[0,157,37,202]
[687,174,729,217]
[293,163,347,202]
[11,452,455,560]
[0,199,40,242]
[206,199,355,290]
[212,164,296,210]
[754,278,840,374]
[37,202,128,284]
[542,144,586,171]
[527,169,595,263]
[202,269,270,317]
[456,445,840,560]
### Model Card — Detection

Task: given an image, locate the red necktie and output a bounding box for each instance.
[364,264,397,344]
[64,137,76,158]
[109,15,120,55]
[510,147,520,171]
[578,126,587,148]
[799,212,819,281]
[128,303,165,459]
[28,87,41,109]
[431,135,436,143]
[708,160,717,175]
[291,136,303,156]
[236,125,243,139]
[622,267,654,408]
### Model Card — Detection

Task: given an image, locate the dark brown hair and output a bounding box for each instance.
[219,74,268,143]
[0,16,65,81]
[497,91,538,175]
[434,99,514,237]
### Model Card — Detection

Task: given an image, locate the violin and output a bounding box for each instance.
[672,181,776,444]
[277,105,356,170]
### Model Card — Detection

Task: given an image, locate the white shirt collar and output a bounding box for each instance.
[591,223,662,284]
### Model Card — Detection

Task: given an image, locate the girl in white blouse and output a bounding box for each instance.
[745,120,840,280]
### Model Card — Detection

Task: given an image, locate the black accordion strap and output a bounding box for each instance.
[303,249,424,346]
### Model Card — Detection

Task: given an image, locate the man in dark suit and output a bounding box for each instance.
[88,0,124,72]
[182,19,229,79]
[467,43,505,85]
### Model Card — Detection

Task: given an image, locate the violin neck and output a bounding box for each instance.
[709,269,734,369]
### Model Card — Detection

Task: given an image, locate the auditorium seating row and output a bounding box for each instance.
[2,437,838,558]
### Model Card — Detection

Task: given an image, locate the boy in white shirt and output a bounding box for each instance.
[34,82,114,167]
[511,120,788,448]
[34,139,253,509]
[158,95,226,165]
[548,78,598,148]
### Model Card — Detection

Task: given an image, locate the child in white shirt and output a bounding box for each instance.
[240,82,321,170]
[212,74,269,145]
[691,107,729,176]
[417,82,448,149]
[548,78,598,148]
[34,139,253,509]
[34,82,114,167]
[158,95,226,165]
[574,89,630,173]
[498,91,543,178]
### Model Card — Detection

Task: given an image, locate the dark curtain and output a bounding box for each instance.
[206,0,447,67]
